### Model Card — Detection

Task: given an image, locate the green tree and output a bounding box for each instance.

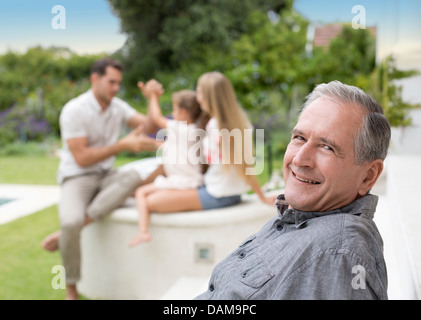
[228,2,309,115]
[307,25,376,87]
[225,1,309,158]
[107,0,287,96]
[367,55,419,127]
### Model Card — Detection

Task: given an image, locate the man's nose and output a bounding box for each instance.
[292,142,315,168]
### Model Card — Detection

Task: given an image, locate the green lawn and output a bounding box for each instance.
[0,155,137,300]
[0,156,60,185]
[0,155,138,185]
[0,205,65,300]
[0,154,279,187]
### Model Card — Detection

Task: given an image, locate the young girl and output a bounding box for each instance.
[133,72,276,218]
[129,81,205,246]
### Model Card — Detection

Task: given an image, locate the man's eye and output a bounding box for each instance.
[323,145,334,151]
[293,135,304,140]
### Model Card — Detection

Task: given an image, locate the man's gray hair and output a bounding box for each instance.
[303,80,391,165]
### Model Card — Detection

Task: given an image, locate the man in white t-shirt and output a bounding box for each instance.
[41,58,161,300]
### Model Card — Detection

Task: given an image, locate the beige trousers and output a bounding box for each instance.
[58,169,143,284]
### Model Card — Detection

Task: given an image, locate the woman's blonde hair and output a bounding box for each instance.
[197,71,254,183]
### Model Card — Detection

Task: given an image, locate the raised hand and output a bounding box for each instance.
[138,79,164,98]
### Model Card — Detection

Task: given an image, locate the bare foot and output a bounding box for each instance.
[129,232,151,247]
[41,230,61,252]
[66,284,79,300]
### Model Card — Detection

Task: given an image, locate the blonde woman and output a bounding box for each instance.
[143,71,276,213]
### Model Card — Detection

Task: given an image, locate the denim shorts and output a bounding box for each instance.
[197,186,241,210]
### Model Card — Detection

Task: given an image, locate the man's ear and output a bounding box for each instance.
[358,159,384,196]
[90,73,98,84]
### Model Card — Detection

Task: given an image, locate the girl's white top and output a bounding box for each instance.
[154,119,204,189]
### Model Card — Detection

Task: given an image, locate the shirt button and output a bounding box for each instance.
[239,252,246,259]
[209,284,214,292]
[276,223,283,231]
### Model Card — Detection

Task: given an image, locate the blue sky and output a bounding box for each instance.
[0,0,420,61]
[295,0,390,24]
[0,0,125,54]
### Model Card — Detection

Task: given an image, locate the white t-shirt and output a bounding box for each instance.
[154,119,203,189]
[202,118,250,198]
[57,89,136,183]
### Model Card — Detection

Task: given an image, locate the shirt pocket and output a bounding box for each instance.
[238,234,257,248]
[239,252,274,289]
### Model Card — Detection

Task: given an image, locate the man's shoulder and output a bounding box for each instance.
[312,213,384,269]
[62,90,91,112]
[110,95,132,109]
[340,213,381,243]
[300,213,381,256]
[109,96,137,119]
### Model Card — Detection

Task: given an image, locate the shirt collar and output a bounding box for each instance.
[275,193,378,228]
[88,89,112,113]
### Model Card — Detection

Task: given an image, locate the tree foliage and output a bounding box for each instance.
[308,25,376,87]
[228,4,308,114]
[107,0,287,95]
[367,56,419,127]
[224,3,310,156]
[0,47,104,146]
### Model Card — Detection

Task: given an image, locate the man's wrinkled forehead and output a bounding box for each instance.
[296,97,363,151]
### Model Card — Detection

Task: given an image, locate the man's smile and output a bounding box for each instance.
[291,170,321,185]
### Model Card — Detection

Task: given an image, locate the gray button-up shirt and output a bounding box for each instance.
[195,194,388,300]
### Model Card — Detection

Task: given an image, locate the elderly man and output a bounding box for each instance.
[41,58,161,300]
[195,80,391,300]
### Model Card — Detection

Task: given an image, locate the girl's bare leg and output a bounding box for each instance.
[129,183,159,247]
[146,188,202,213]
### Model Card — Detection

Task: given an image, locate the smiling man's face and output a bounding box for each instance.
[282,96,376,212]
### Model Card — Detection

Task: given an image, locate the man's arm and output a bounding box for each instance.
[67,126,160,167]
[127,112,159,135]
[271,251,386,300]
